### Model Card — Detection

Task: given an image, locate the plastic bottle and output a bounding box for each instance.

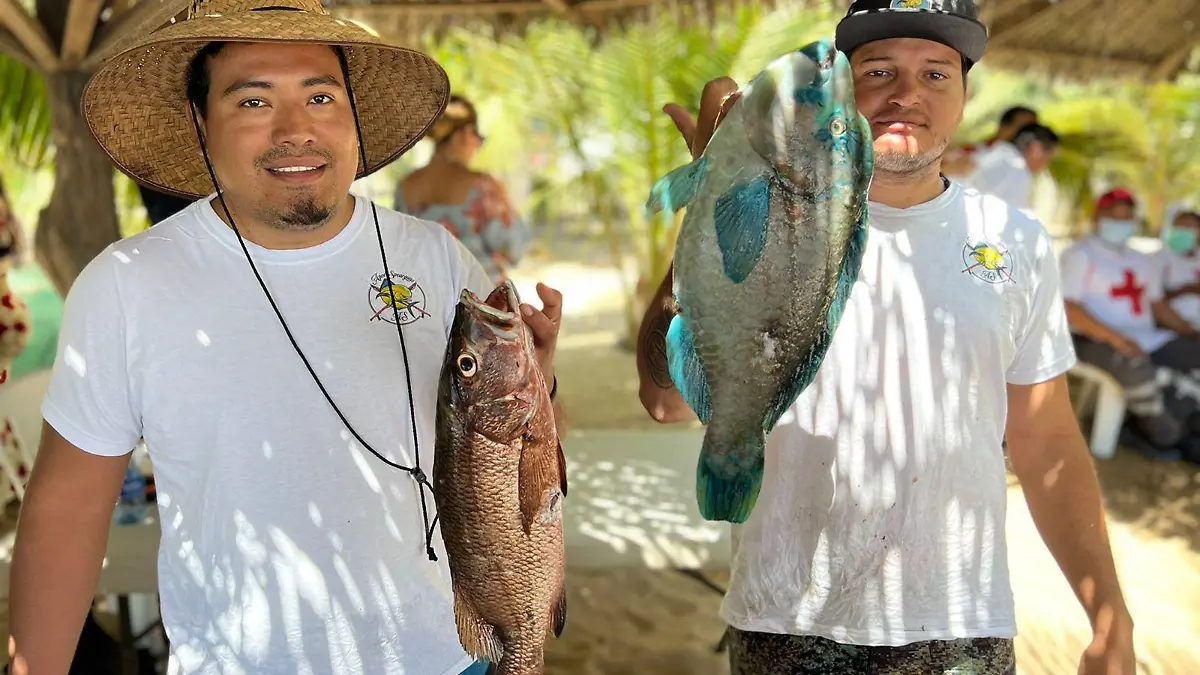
[113,461,148,526]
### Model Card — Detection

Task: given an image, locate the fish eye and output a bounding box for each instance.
[457,353,478,377]
[829,118,846,136]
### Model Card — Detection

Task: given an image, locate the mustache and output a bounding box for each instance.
[872,108,930,126]
[255,147,335,168]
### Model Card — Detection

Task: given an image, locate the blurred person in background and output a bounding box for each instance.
[396,95,532,282]
[1059,189,1200,461]
[942,105,1038,177]
[966,122,1058,214]
[0,173,31,384]
[1159,207,1200,332]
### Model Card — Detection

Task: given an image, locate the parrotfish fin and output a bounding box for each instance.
[763,205,869,432]
[713,174,772,283]
[518,432,563,535]
[696,427,766,524]
[551,582,568,638]
[556,439,568,497]
[665,314,713,424]
[647,156,710,215]
[453,585,504,664]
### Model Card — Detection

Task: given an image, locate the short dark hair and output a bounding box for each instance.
[1012,122,1058,150]
[186,42,228,120]
[999,106,1036,126]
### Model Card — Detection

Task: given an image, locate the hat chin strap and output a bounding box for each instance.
[186,51,441,563]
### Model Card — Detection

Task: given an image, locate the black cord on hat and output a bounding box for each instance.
[187,48,440,563]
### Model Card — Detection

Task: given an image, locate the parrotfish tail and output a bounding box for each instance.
[713,174,772,283]
[665,314,713,424]
[646,156,711,215]
[762,204,870,433]
[696,427,766,524]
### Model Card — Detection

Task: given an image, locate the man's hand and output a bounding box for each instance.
[1109,334,1146,361]
[521,282,563,388]
[1078,610,1136,675]
[663,77,741,160]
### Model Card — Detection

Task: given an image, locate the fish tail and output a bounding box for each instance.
[696,426,765,524]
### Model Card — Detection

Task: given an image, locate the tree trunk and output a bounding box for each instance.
[33,70,120,296]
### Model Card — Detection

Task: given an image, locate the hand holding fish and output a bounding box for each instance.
[663,77,742,160]
[519,282,563,389]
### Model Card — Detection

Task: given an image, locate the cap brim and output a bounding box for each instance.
[81,10,449,200]
[835,11,987,64]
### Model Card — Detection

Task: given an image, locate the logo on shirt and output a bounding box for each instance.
[961,242,1014,285]
[368,271,430,325]
[889,0,931,9]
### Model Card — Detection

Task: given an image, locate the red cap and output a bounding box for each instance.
[1096,188,1136,211]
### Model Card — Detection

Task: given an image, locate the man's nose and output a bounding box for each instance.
[270,103,317,147]
[885,74,922,109]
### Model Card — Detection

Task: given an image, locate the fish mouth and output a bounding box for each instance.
[460,279,522,323]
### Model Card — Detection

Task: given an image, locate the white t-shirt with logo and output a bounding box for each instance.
[42,195,492,675]
[965,142,1034,214]
[1058,236,1174,353]
[1162,250,1200,329]
[719,182,1076,646]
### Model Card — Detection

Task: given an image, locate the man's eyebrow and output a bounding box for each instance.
[856,56,957,67]
[221,75,343,97]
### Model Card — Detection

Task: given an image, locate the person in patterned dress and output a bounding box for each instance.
[0,174,31,385]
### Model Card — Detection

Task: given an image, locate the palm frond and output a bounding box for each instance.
[0,53,52,169]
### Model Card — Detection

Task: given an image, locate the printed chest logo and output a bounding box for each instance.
[368,271,430,325]
[961,241,1014,285]
[890,0,932,9]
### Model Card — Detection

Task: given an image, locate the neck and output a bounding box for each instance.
[432,149,470,168]
[213,194,357,250]
[868,167,947,209]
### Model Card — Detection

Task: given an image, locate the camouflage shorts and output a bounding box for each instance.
[727,627,1016,675]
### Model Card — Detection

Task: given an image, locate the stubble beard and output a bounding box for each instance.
[873,134,950,181]
[262,194,338,232]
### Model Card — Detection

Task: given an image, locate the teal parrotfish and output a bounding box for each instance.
[645,39,873,524]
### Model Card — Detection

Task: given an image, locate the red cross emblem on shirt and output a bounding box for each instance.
[1110,269,1146,315]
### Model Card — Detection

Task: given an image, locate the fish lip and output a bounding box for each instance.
[459,280,521,322]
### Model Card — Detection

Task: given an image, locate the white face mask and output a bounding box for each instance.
[1097,218,1137,247]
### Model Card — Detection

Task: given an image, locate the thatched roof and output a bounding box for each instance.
[0,0,1196,82]
[979,0,1200,82]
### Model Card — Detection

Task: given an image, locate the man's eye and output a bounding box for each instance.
[240,99,266,108]
[312,94,334,104]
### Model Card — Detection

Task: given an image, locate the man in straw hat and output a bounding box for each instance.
[639,0,1135,673]
[8,1,562,673]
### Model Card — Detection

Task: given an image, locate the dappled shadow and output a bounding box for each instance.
[1093,447,1200,554]
[560,429,728,570]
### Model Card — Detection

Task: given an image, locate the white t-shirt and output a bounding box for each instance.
[719,182,1076,646]
[1058,236,1174,353]
[42,195,492,675]
[966,142,1034,213]
[1162,250,1200,330]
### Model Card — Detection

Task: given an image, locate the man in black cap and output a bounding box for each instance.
[637,1,1135,673]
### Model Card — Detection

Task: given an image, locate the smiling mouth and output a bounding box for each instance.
[268,165,324,174]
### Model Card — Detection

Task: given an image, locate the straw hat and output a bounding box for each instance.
[81,0,450,200]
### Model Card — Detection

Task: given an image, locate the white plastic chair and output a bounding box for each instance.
[1068,362,1126,460]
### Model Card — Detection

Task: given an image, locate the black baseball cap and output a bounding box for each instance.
[835,0,988,66]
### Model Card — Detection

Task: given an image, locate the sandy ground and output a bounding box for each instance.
[2,250,1199,674]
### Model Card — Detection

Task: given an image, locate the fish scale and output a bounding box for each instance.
[646,38,873,524]
[433,279,568,675]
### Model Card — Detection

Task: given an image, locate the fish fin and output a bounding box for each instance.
[696,427,765,524]
[665,314,713,424]
[713,174,772,283]
[762,205,868,432]
[453,585,504,664]
[485,662,498,675]
[557,439,568,497]
[519,432,562,535]
[646,156,710,215]
[551,582,568,638]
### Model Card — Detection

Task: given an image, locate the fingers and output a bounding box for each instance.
[663,103,696,150]
[690,77,739,159]
[521,282,563,346]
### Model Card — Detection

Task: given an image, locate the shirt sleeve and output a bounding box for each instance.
[40,250,142,457]
[1144,251,1167,303]
[1006,224,1078,385]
